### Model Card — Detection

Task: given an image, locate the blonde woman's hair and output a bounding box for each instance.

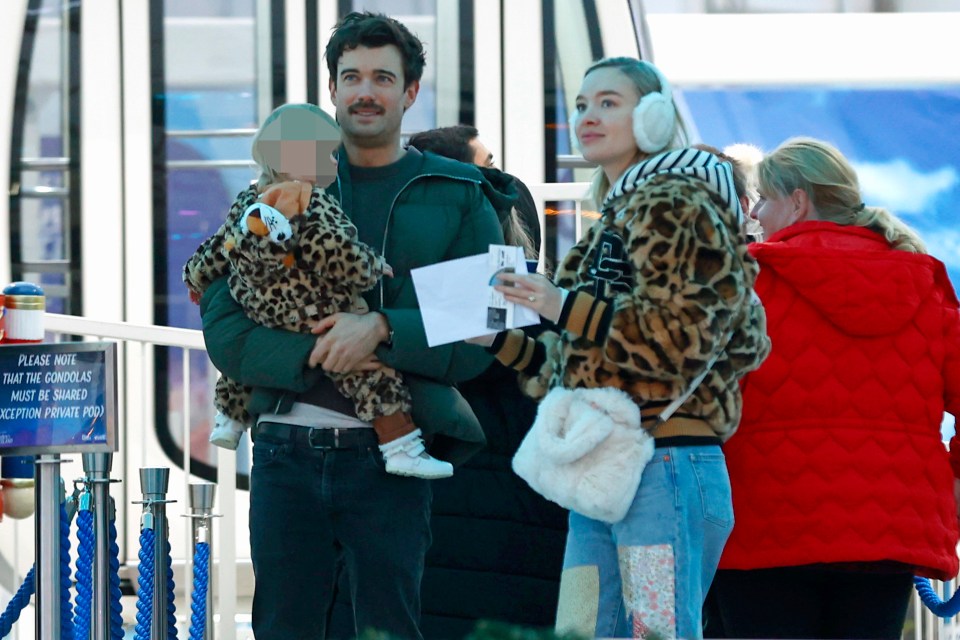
[578,57,689,206]
[250,103,340,190]
[758,137,926,253]
[503,210,537,260]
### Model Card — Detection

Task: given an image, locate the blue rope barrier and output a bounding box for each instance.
[0,565,36,639]
[108,519,124,640]
[165,539,178,639]
[188,542,210,640]
[74,508,94,640]
[134,528,155,640]
[0,492,78,639]
[914,576,960,618]
[60,502,75,640]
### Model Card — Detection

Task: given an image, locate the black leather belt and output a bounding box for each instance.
[254,422,378,450]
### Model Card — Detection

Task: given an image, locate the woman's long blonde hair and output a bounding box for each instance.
[577,57,689,207]
[758,137,926,253]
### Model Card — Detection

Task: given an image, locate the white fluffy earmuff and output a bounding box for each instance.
[632,61,677,154]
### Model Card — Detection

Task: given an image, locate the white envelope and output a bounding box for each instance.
[412,248,540,347]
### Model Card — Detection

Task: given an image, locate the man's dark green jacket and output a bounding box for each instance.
[200,149,504,464]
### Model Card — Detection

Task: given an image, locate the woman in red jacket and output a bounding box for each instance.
[711,137,960,639]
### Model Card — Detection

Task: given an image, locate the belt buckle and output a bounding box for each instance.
[307,427,340,450]
[307,428,327,450]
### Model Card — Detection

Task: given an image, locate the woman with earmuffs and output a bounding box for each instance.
[468,57,770,639]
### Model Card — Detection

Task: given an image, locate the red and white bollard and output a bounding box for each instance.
[0,281,45,520]
[2,281,45,344]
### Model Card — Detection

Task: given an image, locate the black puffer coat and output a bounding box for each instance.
[421,354,569,638]
[421,164,564,637]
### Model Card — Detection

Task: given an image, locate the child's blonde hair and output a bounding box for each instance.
[251,103,340,189]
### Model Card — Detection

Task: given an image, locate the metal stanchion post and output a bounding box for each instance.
[6,283,52,633]
[137,468,174,639]
[83,452,117,640]
[185,483,218,640]
[34,455,62,638]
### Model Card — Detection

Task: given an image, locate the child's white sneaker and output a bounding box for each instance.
[209,413,245,450]
[379,429,453,479]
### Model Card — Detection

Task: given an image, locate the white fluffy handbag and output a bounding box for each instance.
[512,386,654,523]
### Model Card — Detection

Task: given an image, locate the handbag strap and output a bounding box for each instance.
[653,289,760,428]
[650,298,760,433]
[653,326,736,429]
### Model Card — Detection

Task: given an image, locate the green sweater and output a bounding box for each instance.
[200,149,504,464]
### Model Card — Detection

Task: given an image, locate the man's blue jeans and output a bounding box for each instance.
[249,430,432,639]
[555,445,733,639]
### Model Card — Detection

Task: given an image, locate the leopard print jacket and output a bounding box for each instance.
[183,184,387,332]
[495,172,770,438]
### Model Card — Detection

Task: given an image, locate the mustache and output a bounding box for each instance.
[348,101,384,114]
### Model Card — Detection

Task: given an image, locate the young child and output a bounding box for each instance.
[183,103,453,479]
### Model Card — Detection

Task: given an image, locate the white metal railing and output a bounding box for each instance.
[0,314,241,639]
[42,312,240,639]
[528,181,595,255]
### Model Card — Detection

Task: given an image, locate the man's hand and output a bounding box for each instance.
[309,312,389,373]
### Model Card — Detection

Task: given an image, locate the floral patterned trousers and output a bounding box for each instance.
[555,445,734,639]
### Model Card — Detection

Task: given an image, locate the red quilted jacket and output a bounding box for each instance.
[719,221,960,580]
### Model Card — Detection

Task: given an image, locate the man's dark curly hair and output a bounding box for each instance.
[325,11,426,89]
[406,125,479,164]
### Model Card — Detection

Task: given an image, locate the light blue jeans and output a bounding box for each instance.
[555,445,733,639]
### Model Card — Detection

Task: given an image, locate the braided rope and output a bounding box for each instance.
[914,576,960,618]
[134,528,155,640]
[0,565,36,638]
[108,520,124,640]
[0,500,78,638]
[165,539,178,639]
[59,502,75,640]
[73,509,94,640]
[188,542,210,640]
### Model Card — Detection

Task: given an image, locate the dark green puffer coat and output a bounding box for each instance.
[200,149,504,465]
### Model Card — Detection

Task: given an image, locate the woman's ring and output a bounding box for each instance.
[528,295,537,302]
